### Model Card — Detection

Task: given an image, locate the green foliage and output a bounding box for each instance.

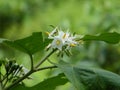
[1,30,120,90]
[82,32,120,44]
[58,61,120,90]
[0,0,120,90]
[11,73,68,90]
[1,31,120,90]
[57,61,85,90]
[4,32,46,55]
[74,67,120,90]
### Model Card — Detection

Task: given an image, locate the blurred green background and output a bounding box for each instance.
[0,0,120,90]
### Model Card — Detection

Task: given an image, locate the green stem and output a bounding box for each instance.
[35,49,57,68]
[29,54,34,70]
[5,49,57,90]
[5,65,57,90]
[2,75,8,89]
[35,66,57,72]
[4,70,33,90]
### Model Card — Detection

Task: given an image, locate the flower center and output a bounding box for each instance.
[56,40,61,45]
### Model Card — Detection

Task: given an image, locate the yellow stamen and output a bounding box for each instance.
[70,43,76,47]
[56,40,61,45]
[63,33,66,39]
[45,32,50,36]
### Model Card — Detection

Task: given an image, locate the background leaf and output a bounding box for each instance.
[4,32,45,55]
[57,61,120,90]
[11,73,68,90]
[81,32,120,44]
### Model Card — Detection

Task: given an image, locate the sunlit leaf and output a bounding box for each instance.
[82,32,120,44]
[11,73,68,90]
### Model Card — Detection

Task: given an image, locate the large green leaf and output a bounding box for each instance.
[11,73,68,90]
[57,61,85,90]
[74,67,120,90]
[4,32,45,55]
[81,32,120,44]
[57,61,120,90]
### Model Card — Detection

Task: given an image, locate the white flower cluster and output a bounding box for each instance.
[46,27,78,51]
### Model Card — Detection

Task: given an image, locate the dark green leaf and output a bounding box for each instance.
[11,73,68,90]
[4,32,45,55]
[57,61,85,90]
[82,32,120,44]
[43,38,52,47]
[57,61,120,90]
[74,67,120,90]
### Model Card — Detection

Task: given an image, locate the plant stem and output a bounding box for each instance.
[2,75,8,89]
[35,66,57,72]
[29,54,34,70]
[4,65,57,90]
[35,49,57,68]
[4,70,33,90]
[5,49,57,90]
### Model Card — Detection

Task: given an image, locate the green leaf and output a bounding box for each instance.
[4,32,45,55]
[74,67,120,90]
[11,73,68,90]
[43,38,52,48]
[57,61,85,90]
[30,73,68,90]
[57,61,120,90]
[82,32,120,44]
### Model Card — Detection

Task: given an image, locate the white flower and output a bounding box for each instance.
[50,30,65,50]
[47,27,78,51]
[66,36,77,45]
[48,27,58,39]
[51,37,64,50]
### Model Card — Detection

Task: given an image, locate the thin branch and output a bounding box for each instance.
[2,72,11,82]
[3,79,8,88]
[2,74,9,88]
[4,70,33,90]
[35,49,57,68]
[5,65,57,90]
[5,49,57,90]
[29,54,34,70]
[35,66,57,72]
